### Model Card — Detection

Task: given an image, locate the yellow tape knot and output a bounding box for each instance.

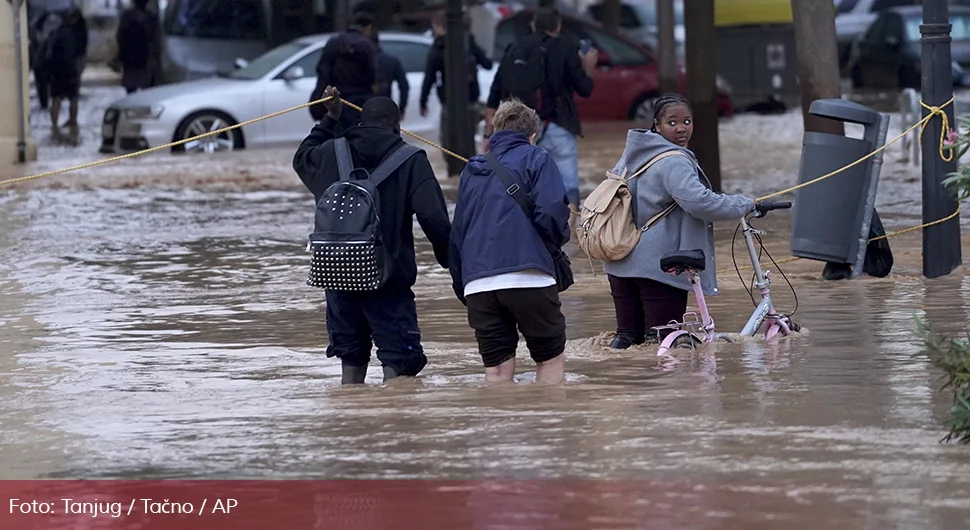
[919,96,956,163]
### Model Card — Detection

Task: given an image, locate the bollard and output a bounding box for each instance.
[790,99,890,275]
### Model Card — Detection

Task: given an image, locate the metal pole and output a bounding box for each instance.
[920,0,962,278]
[444,0,471,175]
[13,0,27,164]
[656,0,677,93]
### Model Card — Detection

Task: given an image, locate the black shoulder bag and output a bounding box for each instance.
[484,152,574,292]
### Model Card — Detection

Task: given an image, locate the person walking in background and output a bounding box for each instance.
[449,99,571,385]
[371,29,409,118]
[484,7,596,213]
[116,0,161,94]
[292,88,452,385]
[308,11,377,128]
[603,95,756,350]
[419,10,493,178]
[45,5,87,132]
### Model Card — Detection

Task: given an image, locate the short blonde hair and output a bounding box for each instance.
[493,98,542,138]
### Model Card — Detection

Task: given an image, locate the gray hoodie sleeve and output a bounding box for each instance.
[660,156,755,223]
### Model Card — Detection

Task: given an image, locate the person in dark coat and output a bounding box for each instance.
[307,12,377,128]
[46,6,87,131]
[371,30,409,118]
[116,0,161,94]
[292,88,452,385]
[419,10,493,177]
[449,98,571,385]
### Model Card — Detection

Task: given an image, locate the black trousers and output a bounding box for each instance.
[466,285,567,368]
[325,285,427,377]
[607,275,688,342]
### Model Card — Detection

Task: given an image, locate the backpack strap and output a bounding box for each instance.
[483,152,559,256]
[623,150,691,232]
[333,138,355,182]
[367,143,422,187]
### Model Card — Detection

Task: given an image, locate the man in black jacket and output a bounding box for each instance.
[308,12,377,126]
[484,8,596,212]
[419,10,493,177]
[293,87,452,385]
[371,30,409,118]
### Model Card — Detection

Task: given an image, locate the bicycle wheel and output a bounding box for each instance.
[670,334,702,349]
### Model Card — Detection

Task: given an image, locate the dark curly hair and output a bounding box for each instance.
[651,93,693,132]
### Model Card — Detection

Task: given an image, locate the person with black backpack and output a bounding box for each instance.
[116,0,161,94]
[307,11,378,128]
[292,87,452,385]
[484,8,596,213]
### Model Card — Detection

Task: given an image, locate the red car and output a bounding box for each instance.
[490,9,734,122]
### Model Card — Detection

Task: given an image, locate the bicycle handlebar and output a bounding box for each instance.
[752,200,792,218]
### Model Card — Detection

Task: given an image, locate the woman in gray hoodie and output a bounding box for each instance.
[604,94,756,350]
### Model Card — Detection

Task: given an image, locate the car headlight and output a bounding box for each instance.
[123,106,164,120]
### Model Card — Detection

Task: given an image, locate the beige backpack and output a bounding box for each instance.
[576,150,688,263]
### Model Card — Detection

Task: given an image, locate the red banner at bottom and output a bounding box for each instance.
[0,479,823,529]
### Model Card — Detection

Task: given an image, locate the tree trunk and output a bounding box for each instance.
[598,0,621,33]
[657,0,678,93]
[790,0,844,136]
[683,0,721,192]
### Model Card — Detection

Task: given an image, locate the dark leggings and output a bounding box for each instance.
[608,275,688,343]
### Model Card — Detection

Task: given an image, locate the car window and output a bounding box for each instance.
[863,14,887,43]
[164,0,266,41]
[837,0,860,14]
[228,41,309,80]
[870,0,912,12]
[286,48,323,79]
[589,3,645,29]
[584,25,650,66]
[381,40,431,73]
[906,13,970,41]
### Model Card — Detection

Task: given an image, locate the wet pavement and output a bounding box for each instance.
[2,77,970,527]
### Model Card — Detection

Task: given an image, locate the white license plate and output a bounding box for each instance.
[102,124,115,138]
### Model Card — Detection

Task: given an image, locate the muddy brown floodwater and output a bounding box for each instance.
[2,108,970,528]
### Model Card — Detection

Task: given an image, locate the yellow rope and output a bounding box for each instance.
[0,92,962,260]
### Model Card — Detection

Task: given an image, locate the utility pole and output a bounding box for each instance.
[444,0,472,175]
[13,0,26,163]
[921,0,962,278]
[656,0,677,93]
[683,0,720,192]
[790,0,844,136]
[331,0,349,32]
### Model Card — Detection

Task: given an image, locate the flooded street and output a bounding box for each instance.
[2,76,970,528]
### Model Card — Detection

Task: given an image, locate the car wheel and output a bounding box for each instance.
[630,93,660,123]
[173,111,243,154]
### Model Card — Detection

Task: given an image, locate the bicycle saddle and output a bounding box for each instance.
[659,249,706,273]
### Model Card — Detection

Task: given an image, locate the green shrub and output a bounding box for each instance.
[915,316,970,444]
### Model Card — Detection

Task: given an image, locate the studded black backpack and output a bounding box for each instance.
[306,138,421,291]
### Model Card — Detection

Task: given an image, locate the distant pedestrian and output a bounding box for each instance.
[116,0,161,94]
[449,98,571,385]
[419,10,493,178]
[45,6,87,131]
[308,11,377,128]
[371,30,409,118]
[485,7,596,212]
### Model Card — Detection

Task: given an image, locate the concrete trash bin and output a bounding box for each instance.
[790,99,884,264]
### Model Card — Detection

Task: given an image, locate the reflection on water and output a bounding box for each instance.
[2,187,970,528]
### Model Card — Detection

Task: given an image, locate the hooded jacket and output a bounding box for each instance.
[601,129,755,296]
[449,130,571,302]
[292,115,452,289]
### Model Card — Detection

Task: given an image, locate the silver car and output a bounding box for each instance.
[100,32,496,155]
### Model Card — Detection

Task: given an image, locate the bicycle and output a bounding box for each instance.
[652,200,801,356]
